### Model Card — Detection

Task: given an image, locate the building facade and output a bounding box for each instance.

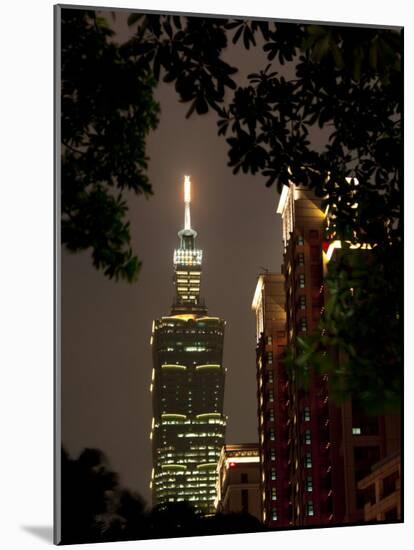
[151,177,226,514]
[252,274,290,527]
[357,452,401,522]
[215,444,261,521]
[277,184,332,526]
[272,183,401,527]
[323,244,401,524]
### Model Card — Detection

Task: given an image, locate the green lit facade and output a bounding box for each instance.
[150,177,226,514]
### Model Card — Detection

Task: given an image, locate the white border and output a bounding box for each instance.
[0,1,411,548]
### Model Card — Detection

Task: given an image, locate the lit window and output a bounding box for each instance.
[305,453,312,468]
[352,427,361,435]
[270,449,276,461]
[306,477,313,492]
[298,253,305,266]
[304,429,311,445]
[271,468,276,480]
[269,410,275,422]
[268,372,274,384]
[297,235,304,246]
[306,501,314,516]
[299,274,305,288]
[303,406,311,422]
[269,429,275,441]
[299,295,306,310]
[267,335,273,346]
[300,318,307,332]
[271,488,277,501]
[272,508,277,521]
[267,352,273,364]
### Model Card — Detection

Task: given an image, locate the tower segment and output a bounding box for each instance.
[151,176,226,514]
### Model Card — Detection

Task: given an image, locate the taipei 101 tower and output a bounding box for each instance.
[150,176,226,514]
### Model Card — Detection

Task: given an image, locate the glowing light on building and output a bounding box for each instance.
[325,240,342,261]
[225,456,260,467]
[323,239,373,263]
[162,413,187,420]
[184,175,192,230]
[215,444,261,519]
[196,412,222,419]
[184,175,191,202]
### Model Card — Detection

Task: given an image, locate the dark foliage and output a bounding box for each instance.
[123,14,239,117]
[147,19,400,413]
[60,447,147,543]
[217,23,401,413]
[285,248,402,414]
[60,446,264,544]
[61,10,159,282]
[62,10,402,410]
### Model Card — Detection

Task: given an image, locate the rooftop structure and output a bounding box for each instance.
[215,444,261,521]
[252,274,290,527]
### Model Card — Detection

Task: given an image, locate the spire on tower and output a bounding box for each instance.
[184,175,191,230]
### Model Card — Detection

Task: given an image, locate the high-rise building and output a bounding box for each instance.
[274,183,401,527]
[215,444,261,521]
[252,274,290,527]
[151,176,226,514]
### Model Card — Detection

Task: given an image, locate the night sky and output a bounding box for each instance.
[60,9,323,504]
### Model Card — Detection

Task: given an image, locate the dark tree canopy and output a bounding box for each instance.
[60,447,147,543]
[60,446,264,544]
[123,14,402,412]
[61,9,402,410]
[61,10,159,282]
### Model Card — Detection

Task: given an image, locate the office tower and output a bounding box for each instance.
[215,444,261,520]
[252,274,290,527]
[276,183,400,526]
[150,176,226,514]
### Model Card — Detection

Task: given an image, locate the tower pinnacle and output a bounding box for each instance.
[173,175,205,314]
[184,175,192,230]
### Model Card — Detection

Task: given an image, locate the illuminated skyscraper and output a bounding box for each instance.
[150,176,226,514]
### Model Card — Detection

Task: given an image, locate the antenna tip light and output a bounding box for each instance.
[184,175,191,203]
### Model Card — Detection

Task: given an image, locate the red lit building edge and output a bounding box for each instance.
[253,185,401,528]
[254,274,289,526]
